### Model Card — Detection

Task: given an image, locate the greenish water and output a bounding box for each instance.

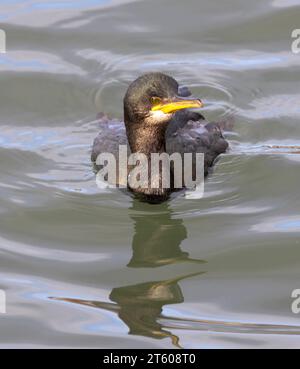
[0,0,300,348]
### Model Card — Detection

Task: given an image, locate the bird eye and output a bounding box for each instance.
[150,97,162,106]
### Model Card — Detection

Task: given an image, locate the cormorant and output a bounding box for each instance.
[91,73,229,202]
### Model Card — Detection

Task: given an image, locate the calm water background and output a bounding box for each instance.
[0,0,300,348]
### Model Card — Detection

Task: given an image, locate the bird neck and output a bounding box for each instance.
[124,118,171,201]
[126,120,167,156]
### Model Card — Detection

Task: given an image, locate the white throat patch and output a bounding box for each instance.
[148,110,172,124]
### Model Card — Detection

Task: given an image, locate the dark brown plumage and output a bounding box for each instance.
[91,73,229,202]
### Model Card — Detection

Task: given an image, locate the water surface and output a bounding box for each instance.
[1,0,300,348]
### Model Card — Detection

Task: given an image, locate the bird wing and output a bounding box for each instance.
[91,112,230,181]
[165,111,229,175]
[91,113,129,162]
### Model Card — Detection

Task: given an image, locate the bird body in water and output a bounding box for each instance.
[91,73,229,202]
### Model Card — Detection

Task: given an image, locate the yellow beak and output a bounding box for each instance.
[151,97,204,114]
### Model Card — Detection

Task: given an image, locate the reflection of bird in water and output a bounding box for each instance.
[128,199,205,267]
[51,270,300,347]
[50,203,206,347]
[91,73,230,202]
[51,271,205,348]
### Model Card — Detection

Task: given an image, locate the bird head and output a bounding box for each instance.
[124,72,203,128]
